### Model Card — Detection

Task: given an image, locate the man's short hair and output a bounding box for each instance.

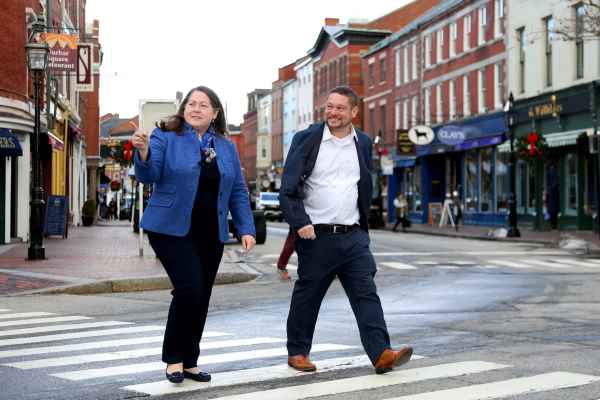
[328,86,359,108]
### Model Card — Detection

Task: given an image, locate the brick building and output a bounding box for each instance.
[241,89,270,189]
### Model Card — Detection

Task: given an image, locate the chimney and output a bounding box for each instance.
[324,18,340,26]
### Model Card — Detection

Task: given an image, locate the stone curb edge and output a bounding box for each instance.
[8,267,259,297]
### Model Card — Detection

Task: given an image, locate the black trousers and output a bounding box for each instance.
[287,228,390,365]
[147,230,224,367]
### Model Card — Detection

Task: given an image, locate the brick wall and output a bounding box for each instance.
[0,0,28,102]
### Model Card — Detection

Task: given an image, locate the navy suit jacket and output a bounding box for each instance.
[279,122,373,232]
[134,126,255,242]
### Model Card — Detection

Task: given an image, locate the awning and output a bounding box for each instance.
[0,128,23,157]
[47,131,65,151]
[497,129,592,153]
[395,158,416,168]
[454,134,506,151]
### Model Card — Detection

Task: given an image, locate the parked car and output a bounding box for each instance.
[256,191,283,222]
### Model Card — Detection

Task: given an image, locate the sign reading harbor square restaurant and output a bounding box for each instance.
[41,33,79,72]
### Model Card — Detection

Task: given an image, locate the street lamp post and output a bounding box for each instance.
[505,92,521,238]
[26,42,50,260]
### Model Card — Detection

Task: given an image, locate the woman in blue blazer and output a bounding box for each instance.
[133,86,255,383]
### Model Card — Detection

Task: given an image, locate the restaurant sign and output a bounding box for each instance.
[41,33,79,72]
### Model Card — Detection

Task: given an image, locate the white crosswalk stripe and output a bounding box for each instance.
[52,343,355,381]
[380,262,418,270]
[1,309,598,400]
[0,312,56,320]
[0,309,11,312]
[0,315,91,328]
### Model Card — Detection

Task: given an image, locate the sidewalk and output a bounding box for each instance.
[0,221,258,296]
[386,222,600,252]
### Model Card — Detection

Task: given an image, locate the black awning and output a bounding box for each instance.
[0,128,23,157]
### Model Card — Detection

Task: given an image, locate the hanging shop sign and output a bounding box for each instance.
[437,125,467,145]
[75,43,94,92]
[408,125,435,145]
[528,95,562,119]
[41,33,79,72]
[0,128,23,157]
[396,129,415,155]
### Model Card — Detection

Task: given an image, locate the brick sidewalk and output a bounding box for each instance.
[0,221,254,295]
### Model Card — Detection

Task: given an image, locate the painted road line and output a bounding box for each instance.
[272,263,297,271]
[466,250,569,256]
[449,261,477,265]
[384,371,600,400]
[0,336,166,358]
[523,259,572,269]
[555,258,600,268]
[379,262,418,270]
[487,259,533,269]
[208,361,509,400]
[414,261,438,265]
[0,316,91,328]
[0,309,10,313]
[437,266,459,270]
[124,355,373,395]
[0,325,166,347]
[5,337,287,369]
[0,321,132,338]
[0,312,56,320]
[52,343,355,381]
[373,252,433,256]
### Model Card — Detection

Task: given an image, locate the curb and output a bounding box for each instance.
[388,228,557,246]
[9,265,259,296]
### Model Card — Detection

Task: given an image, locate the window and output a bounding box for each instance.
[395,100,401,130]
[403,46,409,83]
[368,61,375,87]
[566,153,578,215]
[436,84,443,123]
[395,49,401,86]
[425,35,432,67]
[494,63,503,109]
[479,68,487,113]
[494,0,504,38]
[339,56,347,85]
[412,96,418,125]
[380,57,387,82]
[403,98,409,129]
[380,104,386,137]
[517,27,525,93]
[575,4,585,79]
[424,88,431,125]
[480,148,493,212]
[465,149,478,212]
[407,166,422,212]
[437,29,444,61]
[463,74,471,117]
[369,106,376,134]
[331,60,337,88]
[449,80,456,120]
[544,16,554,87]
[479,6,488,45]
[411,42,417,80]
[464,15,472,50]
[496,151,509,212]
[450,22,457,57]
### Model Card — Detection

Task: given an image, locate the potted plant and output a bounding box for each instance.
[82,199,96,226]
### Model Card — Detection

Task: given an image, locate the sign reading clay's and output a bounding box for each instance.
[408,125,435,145]
[437,125,466,145]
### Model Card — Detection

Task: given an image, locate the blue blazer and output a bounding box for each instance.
[134,125,255,242]
[279,122,373,232]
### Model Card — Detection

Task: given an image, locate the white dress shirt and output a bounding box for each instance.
[303,124,360,225]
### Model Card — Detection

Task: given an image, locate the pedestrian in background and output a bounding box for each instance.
[276,228,295,280]
[133,86,256,384]
[392,193,409,232]
[280,86,413,375]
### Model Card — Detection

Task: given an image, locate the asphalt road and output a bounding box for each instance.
[0,223,599,400]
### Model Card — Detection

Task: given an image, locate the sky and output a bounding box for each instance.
[85,0,414,125]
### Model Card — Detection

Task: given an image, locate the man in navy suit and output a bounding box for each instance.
[280,86,413,375]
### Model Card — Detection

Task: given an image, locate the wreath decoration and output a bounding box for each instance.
[516,131,547,163]
[100,139,134,167]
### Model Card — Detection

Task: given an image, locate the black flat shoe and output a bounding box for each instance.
[184,370,211,382]
[165,369,184,383]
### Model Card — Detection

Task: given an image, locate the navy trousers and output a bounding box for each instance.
[286,227,390,365]
[147,231,224,368]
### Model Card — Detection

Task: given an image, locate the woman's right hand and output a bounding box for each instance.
[132,130,149,161]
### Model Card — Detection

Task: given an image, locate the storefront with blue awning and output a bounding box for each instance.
[0,128,25,244]
[390,111,511,227]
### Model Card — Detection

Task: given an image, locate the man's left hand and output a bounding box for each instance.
[241,235,256,253]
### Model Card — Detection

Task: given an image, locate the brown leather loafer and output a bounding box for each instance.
[374,346,413,374]
[288,355,316,372]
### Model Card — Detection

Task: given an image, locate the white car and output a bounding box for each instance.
[256,192,283,222]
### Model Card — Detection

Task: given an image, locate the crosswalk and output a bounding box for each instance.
[0,307,598,399]
[265,253,600,272]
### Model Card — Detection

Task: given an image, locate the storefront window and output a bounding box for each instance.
[480,148,493,212]
[517,161,528,213]
[405,167,421,213]
[496,152,509,212]
[528,164,535,214]
[414,165,422,212]
[565,153,577,215]
[465,149,478,212]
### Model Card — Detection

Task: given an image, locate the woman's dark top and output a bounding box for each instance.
[190,145,221,241]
